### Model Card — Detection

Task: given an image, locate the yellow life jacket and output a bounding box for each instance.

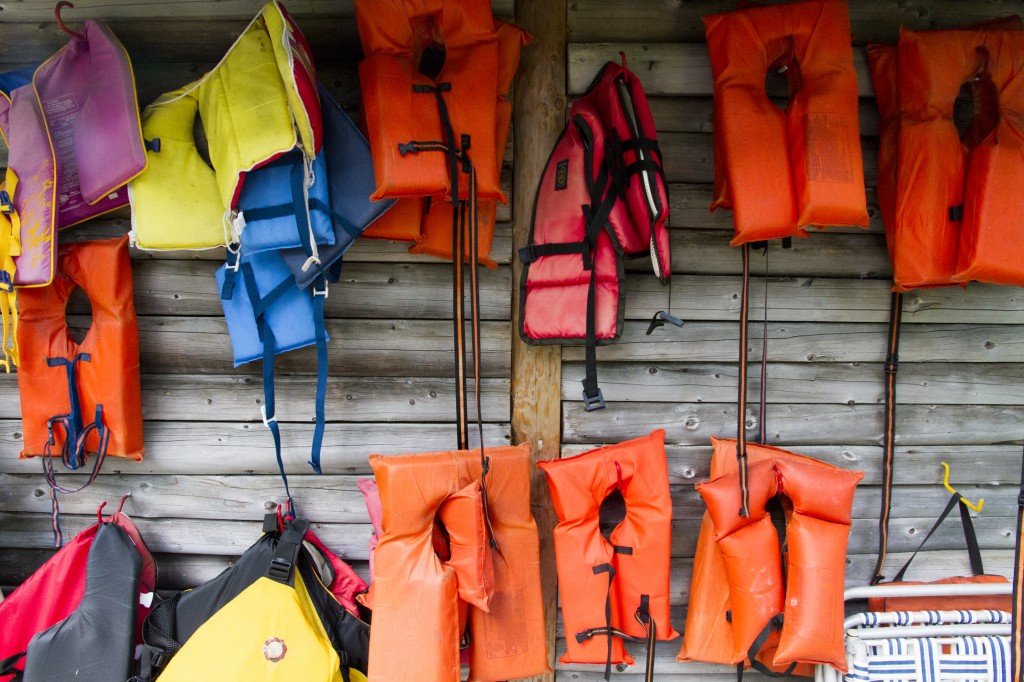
[129,0,320,250]
[156,519,367,682]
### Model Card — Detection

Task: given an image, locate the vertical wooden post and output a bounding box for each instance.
[512,0,566,679]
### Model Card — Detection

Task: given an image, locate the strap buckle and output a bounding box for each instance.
[518,245,537,264]
[645,310,684,335]
[0,191,11,215]
[267,556,292,583]
[583,388,606,412]
[224,242,241,272]
[149,651,171,670]
[261,405,277,427]
[312,281,329,298]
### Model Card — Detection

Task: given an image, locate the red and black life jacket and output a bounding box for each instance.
[518,56,671,410]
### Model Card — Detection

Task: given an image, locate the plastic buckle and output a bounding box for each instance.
[0,191,12,214]
[46,419,56,446]
[261,405,278,427]
[224,243,241,272]
[313,281,329,298]
[885,356,899,374]
[150,651,171,670]
[268,556,292,583]
[582,388,606,412]
[646,310,684,335]
[0,270,12,292]
[517,245,536,264]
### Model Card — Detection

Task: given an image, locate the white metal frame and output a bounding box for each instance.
[814,582,1013,682]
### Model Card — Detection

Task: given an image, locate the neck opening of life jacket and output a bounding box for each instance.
[539,429,679,682]
[138,515,370,682]
[0,497,155,679]
[679,437,863,677]
[519,53,673,412]
[15,236,143,547]
[367,443,548,681]
[866,19,1024,585]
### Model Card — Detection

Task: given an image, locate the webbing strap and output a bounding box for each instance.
[738,615,796,680]
[736,244,751,517]
[267,517,310,585]
[0,651,25,680]
[41,354,109,546]
[873,290,903,584]
[309,275,329,474]
[1013,444,1024,681]
[241,263,296,513]
[892,491,984,583]
[0,287,18,372]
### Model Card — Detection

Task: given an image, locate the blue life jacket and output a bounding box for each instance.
[282,84,394,288]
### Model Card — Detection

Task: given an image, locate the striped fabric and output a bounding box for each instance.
[844,610,1012,682]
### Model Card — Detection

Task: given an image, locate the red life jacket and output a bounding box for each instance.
[0,499,155,679]
[519,56,670,410]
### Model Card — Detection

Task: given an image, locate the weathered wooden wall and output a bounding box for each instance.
[1,1,1023,681]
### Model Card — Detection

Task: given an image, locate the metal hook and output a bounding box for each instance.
[54,2,84,40]
[941,461,984,513]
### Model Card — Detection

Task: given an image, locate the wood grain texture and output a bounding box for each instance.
[511,0,566,678]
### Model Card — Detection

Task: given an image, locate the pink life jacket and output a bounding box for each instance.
[519,56,671,410]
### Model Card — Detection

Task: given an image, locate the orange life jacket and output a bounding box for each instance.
[678,437,862,674]
[538,430,679,675]
[355,0,501,203]
[410,20,532,268]
[871,27,1024,290]
[367,443,548,682]
[17,235,142,463]
[704,0,869,244]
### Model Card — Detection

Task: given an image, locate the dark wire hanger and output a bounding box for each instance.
[55,2,85,40]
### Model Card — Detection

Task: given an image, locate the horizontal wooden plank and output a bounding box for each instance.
[562,402,1024,447]
[0,513,371,558]
[123,317,512,376]
[65,215,515,264]
[0,473,372,523]
[0,420,512,475]
[68,260,512,320]
[568,44,876,97]
[656,130,879,186]
[667,184,884,234]
[647,96,882,137]
[567,0,1024,45]
[563,321,1024,364]
[562,362,1024,406]
[0,0,515,22]
[644,229,891,279]
[0,375,511,422]
[619,275,1024,324]
[559,444,1024,488]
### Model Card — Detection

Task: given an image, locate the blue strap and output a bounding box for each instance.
[221,244,240,300]
[308,198,363,240]
[45,353,91,469]
[42,404,109,547]
[309,274,329,474]
[241,263,296,513]
[289,162,314,260]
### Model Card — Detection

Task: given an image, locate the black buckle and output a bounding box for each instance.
[518,245,536,264]
[268,556,292,583]
[646,310,684,335]
[575,629,595,644]
[583,388,606,411]
[144,138,161,153]
[885,354,899,374]
[150,651,170,669]
[398,142,416,156]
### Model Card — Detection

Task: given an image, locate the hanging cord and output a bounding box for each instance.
[1013,442,1024,681]
[399,86,497,551]
[872,290,903,584]
[756,243,769,444]
[736,244,751,517]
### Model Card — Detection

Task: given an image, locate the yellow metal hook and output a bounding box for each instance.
[941,461,984,513]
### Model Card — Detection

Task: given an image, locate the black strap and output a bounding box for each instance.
[737,615,796,680]
[267,517,310,585]
[891,491,984,582]
[873,290,903,584]
[1012,443,1024,681]
[0,651,25,679]
[517,242,586,263]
